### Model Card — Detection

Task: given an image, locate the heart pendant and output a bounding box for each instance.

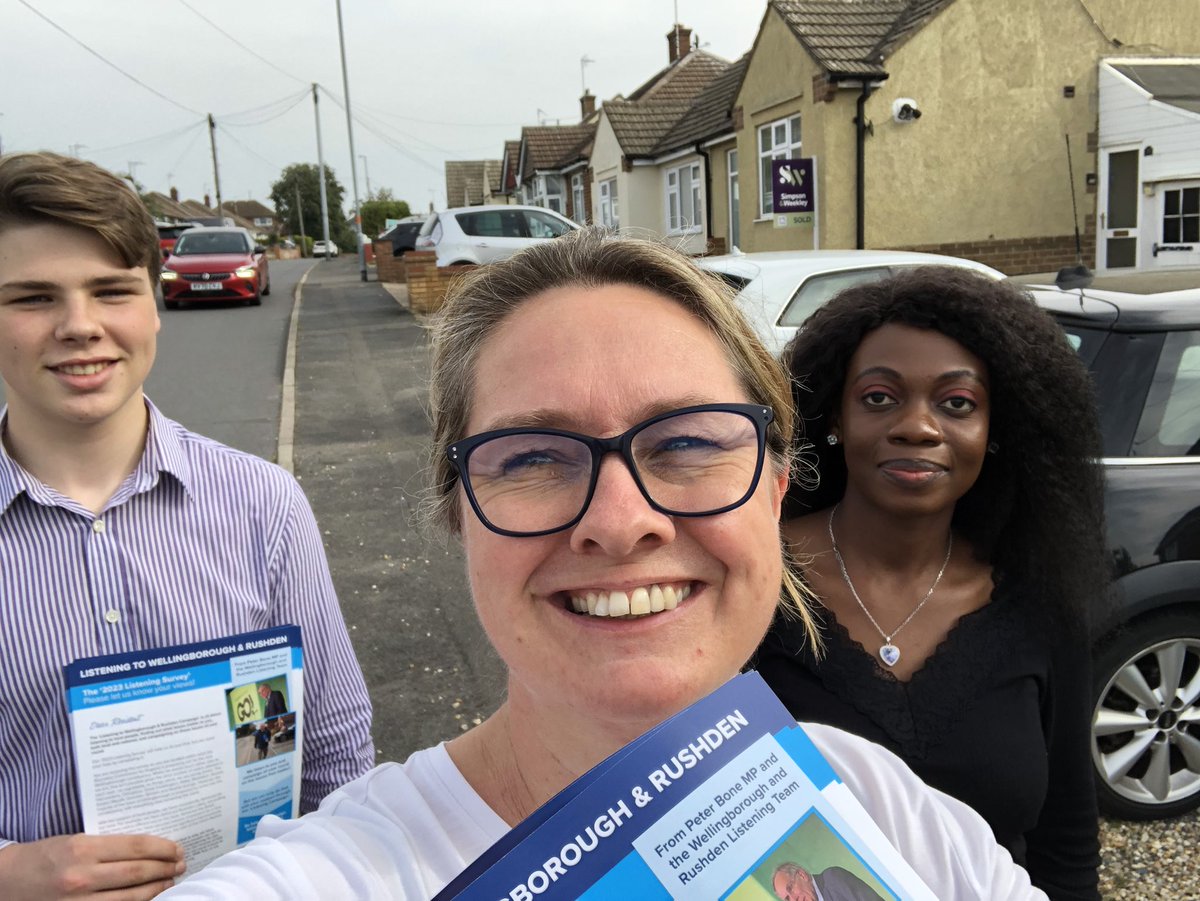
[879,644,901,667]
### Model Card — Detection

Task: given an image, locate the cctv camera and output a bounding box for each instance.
[892,98,922,122]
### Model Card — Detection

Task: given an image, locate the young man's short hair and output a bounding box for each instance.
[0,151,161,280]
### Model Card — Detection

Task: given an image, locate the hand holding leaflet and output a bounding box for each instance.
[436,673,933,901]
[0,832,185,901]
[63,626,305,877]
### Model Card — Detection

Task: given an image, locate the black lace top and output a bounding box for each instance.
[755,582,1101,900]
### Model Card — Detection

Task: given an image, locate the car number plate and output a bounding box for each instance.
[191,282,223,291]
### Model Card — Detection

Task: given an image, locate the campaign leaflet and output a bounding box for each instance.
[436,672,934,901]
[64,626,303,874]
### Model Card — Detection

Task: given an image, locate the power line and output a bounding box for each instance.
[216,125,283,173]
[176,0,309,85]
[318,88,442,175]
[17,0,202,115]
[220,90,311,127]
[87,120,206,155]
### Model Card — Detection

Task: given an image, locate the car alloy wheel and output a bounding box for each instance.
[1091,612,1200,819]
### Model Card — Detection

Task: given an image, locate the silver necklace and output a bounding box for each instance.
[827,504,953,668]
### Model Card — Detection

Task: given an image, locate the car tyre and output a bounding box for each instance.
[1091,611,1200,819]
[164,299,180,310]
[248,292,262,307]
[263,278,271,297]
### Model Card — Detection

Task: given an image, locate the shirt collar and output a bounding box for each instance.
[0,398,195,514]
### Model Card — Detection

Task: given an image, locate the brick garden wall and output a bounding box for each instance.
[402,251,478,314]
[373,241,407,283]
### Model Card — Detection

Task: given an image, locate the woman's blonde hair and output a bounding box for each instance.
[425,228,817,641]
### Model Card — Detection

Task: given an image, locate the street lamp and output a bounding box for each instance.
[335,0,367,282]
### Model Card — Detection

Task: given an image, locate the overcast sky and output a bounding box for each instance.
[1,0,768,220]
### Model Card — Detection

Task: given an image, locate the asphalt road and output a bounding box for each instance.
[147,258,312,461]
[289,259,507,762]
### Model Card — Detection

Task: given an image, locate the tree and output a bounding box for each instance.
[359,187,412,238]
[270,164,353,249]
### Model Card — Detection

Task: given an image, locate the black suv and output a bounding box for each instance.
[1034,285,1200,819]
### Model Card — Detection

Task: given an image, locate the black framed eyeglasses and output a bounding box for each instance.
[447,403,774,537]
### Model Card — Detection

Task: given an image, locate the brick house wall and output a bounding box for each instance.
[894,226,1097,275]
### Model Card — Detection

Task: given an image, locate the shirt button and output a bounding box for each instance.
[104,609,121,624]
[93,520,107,534]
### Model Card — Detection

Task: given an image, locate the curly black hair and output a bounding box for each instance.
[782,266,1107,630]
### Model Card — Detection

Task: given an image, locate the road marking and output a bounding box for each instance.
[277,263,316,473]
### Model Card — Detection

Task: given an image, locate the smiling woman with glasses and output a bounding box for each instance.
[164,231,1048,900]
[449,403,774,537]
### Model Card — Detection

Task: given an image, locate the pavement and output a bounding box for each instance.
[288,260,505,762]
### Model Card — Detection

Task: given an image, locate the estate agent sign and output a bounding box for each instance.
[771,158,815,229]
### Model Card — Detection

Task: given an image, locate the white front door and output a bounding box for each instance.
[1151,181,1200,269]
[1100,147,1140,270]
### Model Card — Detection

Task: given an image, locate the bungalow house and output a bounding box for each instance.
[514,119,597,223]
[720,0,1200,273]
[224,200,281,239]
[588,26,731,249]
[444,159,504,208]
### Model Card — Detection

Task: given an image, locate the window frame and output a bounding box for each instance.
[758,115,802,218]
[664,161,703,234]
[599,178,619,230]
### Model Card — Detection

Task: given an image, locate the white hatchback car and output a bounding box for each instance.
[415,205,578,267]
[699,250,1005,357]
[312,239,339,258]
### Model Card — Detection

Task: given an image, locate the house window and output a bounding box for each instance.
[728,149,740,250]
[253,217,273,227]
[758,114,801,217]
[571,173,586,224]
[533,174,565,214]
[665,162,702,232]
[1163,187,1200,244]
[599,178,619,230]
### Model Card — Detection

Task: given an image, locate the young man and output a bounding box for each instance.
[0,152,375,899]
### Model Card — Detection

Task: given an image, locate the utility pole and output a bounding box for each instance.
[312,84,332,259]
[207,114,224,223]
[359,154,371,200]
[127,161,143,186]
[335,0,367,281]
[68,142,87,158]
[294,185,308,257]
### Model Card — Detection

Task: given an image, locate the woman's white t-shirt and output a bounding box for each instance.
[160,723,1047,900]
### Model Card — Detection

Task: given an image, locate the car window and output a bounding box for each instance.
[524,210,572,239]
[1057,324,1110,368]
[1133,330,1200,456]
[174,232,249,255]
[778,267,890,327]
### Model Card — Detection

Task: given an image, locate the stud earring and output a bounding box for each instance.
[826,434,839,446]
[987,440,999,454]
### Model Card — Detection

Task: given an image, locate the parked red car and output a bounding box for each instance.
[160,227,271,308]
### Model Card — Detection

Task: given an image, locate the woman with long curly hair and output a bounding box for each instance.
[755,267,1107,900]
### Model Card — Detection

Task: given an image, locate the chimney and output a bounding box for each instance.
[203,194,211,208]
[169,186,179,202]
[667,23,693,63]
[580,90,596,119]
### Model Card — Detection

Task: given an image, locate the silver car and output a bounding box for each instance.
[415,205,578,267]
[699,250,1005,357]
